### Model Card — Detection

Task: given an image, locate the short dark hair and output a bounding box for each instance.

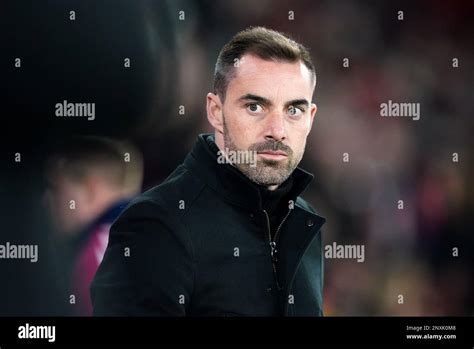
[213,26,316,101]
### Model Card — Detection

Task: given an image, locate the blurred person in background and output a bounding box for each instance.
[44,136,144,315]
[1,0,179,316]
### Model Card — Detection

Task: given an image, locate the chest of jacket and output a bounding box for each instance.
[177,189,324,316]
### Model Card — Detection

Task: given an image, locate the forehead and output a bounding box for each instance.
[227,53,314,99]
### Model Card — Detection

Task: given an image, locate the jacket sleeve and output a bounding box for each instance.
[298,198,326,316]
[90,199,195,316]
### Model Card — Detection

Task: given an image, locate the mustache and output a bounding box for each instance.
[249,141,293,155]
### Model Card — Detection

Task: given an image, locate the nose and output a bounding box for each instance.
[264,112,287,142]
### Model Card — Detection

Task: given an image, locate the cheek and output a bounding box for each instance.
[227,106,251,128]
[289,122,311,145]
[225,108,257,144]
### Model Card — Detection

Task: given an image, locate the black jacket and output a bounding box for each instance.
[91,134,326,316]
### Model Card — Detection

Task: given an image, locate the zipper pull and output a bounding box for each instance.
[270,241,278,262]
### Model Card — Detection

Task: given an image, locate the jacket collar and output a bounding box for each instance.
[184,133,315,212]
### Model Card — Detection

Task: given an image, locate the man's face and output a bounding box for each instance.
[210,53,317,188]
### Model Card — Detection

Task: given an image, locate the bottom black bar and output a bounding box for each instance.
[0,317,472,347]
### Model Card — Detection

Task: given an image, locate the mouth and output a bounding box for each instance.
[257,150,288,160]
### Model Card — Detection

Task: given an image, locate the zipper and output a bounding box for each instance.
[263,208,292,291]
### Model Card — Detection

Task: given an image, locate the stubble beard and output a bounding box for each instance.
[222,116,304,187]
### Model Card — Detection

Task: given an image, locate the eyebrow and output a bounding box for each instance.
[237,94,310,109]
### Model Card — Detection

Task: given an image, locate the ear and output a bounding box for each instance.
[206,92,224,134]
[308,102,317,133]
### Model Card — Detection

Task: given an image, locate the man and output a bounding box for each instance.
[91,27,326,316]
[44,136,143,315]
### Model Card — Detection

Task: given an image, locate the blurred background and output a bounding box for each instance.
[1,0,473,315]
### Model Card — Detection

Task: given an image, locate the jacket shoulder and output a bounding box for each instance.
[295,196,317,214]
[132,164,206,219]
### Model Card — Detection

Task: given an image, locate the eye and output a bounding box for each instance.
[288,105,304,117]
[246,103,264,114]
